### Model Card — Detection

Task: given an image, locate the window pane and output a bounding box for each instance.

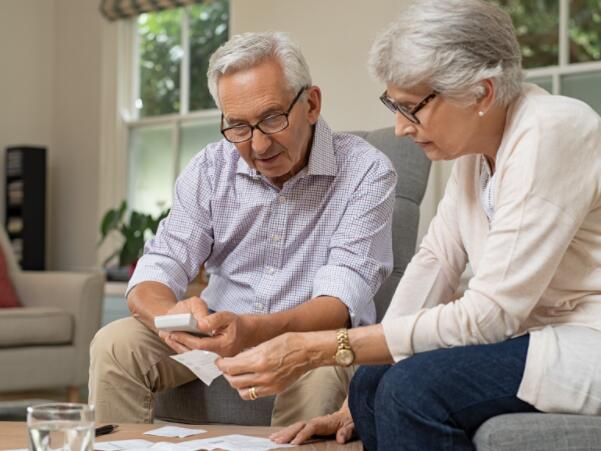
[527,76,553,93]
[138,9,182,117]
[570,0,601,63]
[561,71,601,115]
[128,125,174,215]
[492,0,559,68]
[188,0,230,111]
[179,119,223,172]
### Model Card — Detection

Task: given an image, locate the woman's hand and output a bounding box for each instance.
[216,331,330,399]
[270,399,355,445]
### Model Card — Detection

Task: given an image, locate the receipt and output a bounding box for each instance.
[170,349,222,385]
[144,425,206,438]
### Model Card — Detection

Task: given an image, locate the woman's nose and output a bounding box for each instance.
[394,112,417,137]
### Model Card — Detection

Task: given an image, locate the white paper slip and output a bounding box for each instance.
[219,434,295,451]
[144,425,207,438]
[178,434,294,451]
[170,350,222,385]
[94,439,154,450]
[129,443,184,451]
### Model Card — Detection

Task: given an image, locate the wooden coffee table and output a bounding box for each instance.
[0,421,362,450]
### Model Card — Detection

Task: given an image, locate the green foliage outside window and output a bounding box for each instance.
[492,0,600,68]
[570,0,601,63]
[137,0,229,117]
[189,1,230,111]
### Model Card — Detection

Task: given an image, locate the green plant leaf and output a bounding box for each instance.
[99,201,172,269]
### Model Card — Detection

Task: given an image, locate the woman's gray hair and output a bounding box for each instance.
[207,31,312,108]
[369,0,524,107]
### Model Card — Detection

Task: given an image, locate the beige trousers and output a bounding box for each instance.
[89,317,353,426]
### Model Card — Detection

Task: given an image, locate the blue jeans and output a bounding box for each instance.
[348,335,538,451]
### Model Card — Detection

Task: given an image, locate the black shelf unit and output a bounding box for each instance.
[4,146,46,270]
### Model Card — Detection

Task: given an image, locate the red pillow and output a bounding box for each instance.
[0,245,21,308]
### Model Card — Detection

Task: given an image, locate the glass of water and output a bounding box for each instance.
[27,403,94,451]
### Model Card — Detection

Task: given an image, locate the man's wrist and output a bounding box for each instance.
[241,314,264,347]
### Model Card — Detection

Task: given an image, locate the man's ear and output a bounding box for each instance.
[305,86,322,125]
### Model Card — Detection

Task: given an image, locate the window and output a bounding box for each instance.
[126,1,229,216]
[493,0,601,113]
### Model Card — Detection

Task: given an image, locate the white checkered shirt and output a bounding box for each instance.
[128,117,397,327]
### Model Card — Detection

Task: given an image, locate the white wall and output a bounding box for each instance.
[0,0,103,271]
[0,0,55,235]
[49,0,103,271]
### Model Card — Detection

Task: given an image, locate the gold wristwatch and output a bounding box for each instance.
[334,328,355,367]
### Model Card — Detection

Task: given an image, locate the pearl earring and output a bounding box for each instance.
[478,111,485,117]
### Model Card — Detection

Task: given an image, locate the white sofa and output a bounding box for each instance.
[0,226,104,400]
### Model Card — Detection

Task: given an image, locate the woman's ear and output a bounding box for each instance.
[475,79,496,115]
[305,86,322,125]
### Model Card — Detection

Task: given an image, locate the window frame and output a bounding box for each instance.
[523,0,601,92]
[124,6,224,214]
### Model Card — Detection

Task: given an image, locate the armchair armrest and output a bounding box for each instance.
[12,271,106,386]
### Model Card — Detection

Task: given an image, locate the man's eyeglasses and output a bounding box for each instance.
[379,90,438,124]
[221,87,307,143]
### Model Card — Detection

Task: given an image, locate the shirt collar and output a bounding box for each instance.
[235,116,337,178]
[306,117,337,177]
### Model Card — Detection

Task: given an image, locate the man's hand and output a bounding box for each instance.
[158,296,211,353]
[216,331,329,399]
[270,399,355,445]
[166,310,259,357]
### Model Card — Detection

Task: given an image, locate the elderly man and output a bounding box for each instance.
[89,31,396,426]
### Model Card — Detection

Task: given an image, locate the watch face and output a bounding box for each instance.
[336,349,354,366]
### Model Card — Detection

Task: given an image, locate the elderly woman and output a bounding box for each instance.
[217,0,601,449]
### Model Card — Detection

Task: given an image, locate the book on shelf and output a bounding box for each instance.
[6,217,23,234]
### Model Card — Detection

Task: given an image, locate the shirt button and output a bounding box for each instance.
[272,234,281,242]
[255,303,264,311]
[266,266,275,274]
[278,195,287,203]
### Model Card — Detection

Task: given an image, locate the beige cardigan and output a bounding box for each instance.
[382,84,601,414]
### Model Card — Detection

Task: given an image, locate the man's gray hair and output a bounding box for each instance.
[368,0,523,107]
[207,31,312,108]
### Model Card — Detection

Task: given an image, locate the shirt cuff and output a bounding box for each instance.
[381,310,427,362]
[126,254,190,299]
[312,265,376,328]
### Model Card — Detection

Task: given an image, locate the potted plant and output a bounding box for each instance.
[98,200,169,281]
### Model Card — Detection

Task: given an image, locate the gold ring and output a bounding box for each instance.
[249,386,258,400]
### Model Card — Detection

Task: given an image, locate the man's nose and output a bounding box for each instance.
[394,112,417,138]
[251,128,272,153]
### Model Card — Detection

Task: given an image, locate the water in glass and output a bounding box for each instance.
[27,403,94,451]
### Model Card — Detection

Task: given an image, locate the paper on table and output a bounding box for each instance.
[124,443,184,451]
[178,434,294,451]
[94,439,154,450]
[94,433,293,451]
[144,425,207,438]
[170,350,222,385]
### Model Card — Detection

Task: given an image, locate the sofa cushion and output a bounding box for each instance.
[473,413,601,451]
[0,307,73,347]
[0,245,21,308]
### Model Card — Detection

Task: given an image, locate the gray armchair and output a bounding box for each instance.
[0,226,105,400]
[154,127,432,425]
